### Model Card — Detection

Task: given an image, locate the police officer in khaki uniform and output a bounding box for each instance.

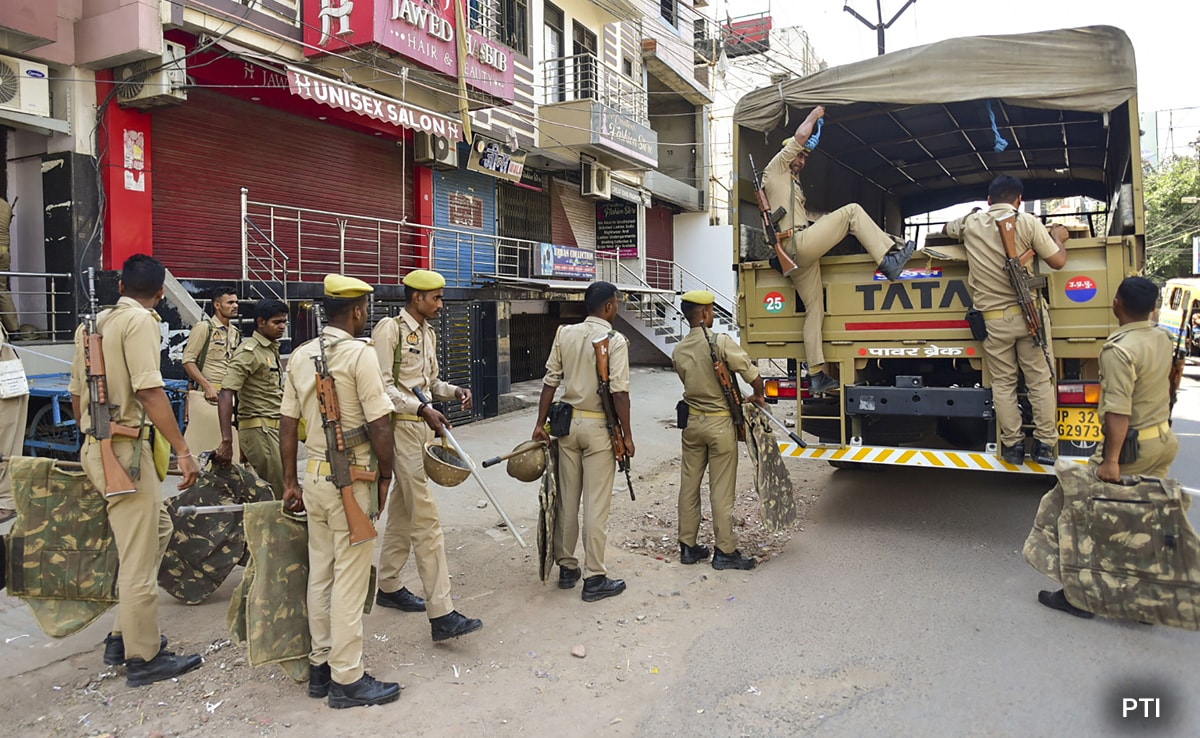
[1033,276,1182,618]
[371,269,483,641]
[945,175,1069,466]
[532,281,633,602]
[68,254,203,687]
[216,299,288,498]
[280,274,399,709]
[0,323,28,523]
[673,290,764,571]
[183,287,241,454]
[763,104,916,395]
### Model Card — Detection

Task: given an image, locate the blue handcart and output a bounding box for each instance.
[24,373,189,459]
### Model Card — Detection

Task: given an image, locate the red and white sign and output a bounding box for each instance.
[303,0,515,102]
[287,67,463,140]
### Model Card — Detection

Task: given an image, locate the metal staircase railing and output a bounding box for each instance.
[596,253,687,346]
[642,256,737,325]
[241,188,290,302]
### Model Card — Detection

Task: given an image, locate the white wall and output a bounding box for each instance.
[674,212,734,301]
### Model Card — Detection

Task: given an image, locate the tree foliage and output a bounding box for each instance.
[1143,149,1200,282]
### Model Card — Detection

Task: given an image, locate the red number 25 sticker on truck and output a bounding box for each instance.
[764,291,786,313]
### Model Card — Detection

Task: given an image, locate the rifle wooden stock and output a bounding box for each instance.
[314,334,378,546]
[98,437,137,498]
[705,328,747,442]
[749,154,798,276]
[592,335,635,500]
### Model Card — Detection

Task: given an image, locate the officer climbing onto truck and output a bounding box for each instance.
[762,105,917,396]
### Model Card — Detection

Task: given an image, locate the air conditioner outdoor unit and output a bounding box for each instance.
[414,132,458,170]
[0,55,50,118]
[581,159,611,200]
[115,40,188,109]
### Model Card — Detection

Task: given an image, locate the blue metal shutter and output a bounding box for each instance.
[432,160,497,287]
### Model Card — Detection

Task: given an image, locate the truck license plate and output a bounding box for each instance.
[1057,408,1102,441]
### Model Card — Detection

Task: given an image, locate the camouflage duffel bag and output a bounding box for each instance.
[158,457,275,605]
[3,456,118,638]
[1055,462,1200,630]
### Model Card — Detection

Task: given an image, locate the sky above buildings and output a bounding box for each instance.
[723,0,1198,157]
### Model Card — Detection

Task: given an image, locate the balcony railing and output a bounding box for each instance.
[1,271,74,342]
[542,53,648,123]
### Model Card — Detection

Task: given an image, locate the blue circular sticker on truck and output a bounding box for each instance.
[1065,276,1097,303]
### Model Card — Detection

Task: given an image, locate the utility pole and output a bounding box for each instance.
[843,1,917,56]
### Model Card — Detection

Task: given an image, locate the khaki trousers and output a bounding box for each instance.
[304,471,374,685]
[377,419,454,618]
[555,417,616,578]
[983,309,1057,447]
[786,204,895,368]
[678,415,739,554]
[185,391,237,457]
[81,439,173,661]
[0,390,28,509]
[239,424,284,500]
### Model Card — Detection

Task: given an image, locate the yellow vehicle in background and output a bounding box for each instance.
[732,26,1143,474]
[1161,278,1200,361]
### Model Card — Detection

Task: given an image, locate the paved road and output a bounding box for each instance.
[638,375,1200,737]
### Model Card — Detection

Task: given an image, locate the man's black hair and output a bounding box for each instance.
[681,300,706,321]
[987,175,1024,205]
[584,281,619,314]
[121,254,166,298]
[1116,276,1159,316]
[254,299,289,324]
[211,286,238,303]
[324,295,367,322]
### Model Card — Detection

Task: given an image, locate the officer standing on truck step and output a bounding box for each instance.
[763,104,917,396]
[943,175,1068,466]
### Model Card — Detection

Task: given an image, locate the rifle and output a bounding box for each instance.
[592,334,634,501]
[995,213,1054,377]
[82,267,140,498]
[312,308,380,546]
[702,326,747,442]
[749,154,798,277]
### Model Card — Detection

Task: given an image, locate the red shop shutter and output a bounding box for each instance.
[152,90,414,281]
[645,204,674,289]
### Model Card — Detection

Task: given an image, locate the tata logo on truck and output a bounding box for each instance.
[855,279,972,311]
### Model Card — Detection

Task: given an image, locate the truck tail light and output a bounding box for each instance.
[1057,381,1101,405]
[766,378,797,400]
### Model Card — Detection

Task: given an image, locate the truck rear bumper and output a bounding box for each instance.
[777,441,1088,475]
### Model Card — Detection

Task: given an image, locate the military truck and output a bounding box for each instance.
[732,26,1142,473]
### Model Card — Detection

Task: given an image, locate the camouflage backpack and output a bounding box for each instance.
[3,456,118,637]
[1028,462,1200,630]
[158,457,275,605]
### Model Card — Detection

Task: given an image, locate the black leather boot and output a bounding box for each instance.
[1030,440,1056,466]
[1001,442,1026,465]
[581,575,626,602]
[126,650,203,687]
[327,673,400,709]
[679,541,711,565]
[558,565,581,589]
[308,662,331,698]
[712,548,757,571]
[430,611,483,642]
[103,633,168,666]
[376,587,427,612]
[1038,589,1094,619]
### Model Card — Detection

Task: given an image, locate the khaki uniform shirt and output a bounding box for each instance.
[0,199,11,251]
[281,326,393,460]
[762,137,811,245]
[222,331,283,420]
[68,297,164,430]
[945,203,1060,312]
[371,310,457,416]
[673,326,760,414]
[543,316,630,413]
[182,316,242,385]
[1097,321,1174,429]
